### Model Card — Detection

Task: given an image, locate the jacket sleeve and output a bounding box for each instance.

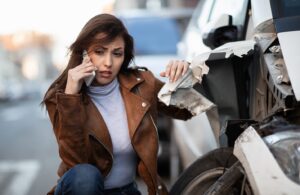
[45,89,90,167]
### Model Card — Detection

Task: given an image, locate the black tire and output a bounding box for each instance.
[170,148,253,195]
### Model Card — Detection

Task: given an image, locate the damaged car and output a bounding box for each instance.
[172,0,251,173]
[159,0,300,194]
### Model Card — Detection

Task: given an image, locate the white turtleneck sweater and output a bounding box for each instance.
[87,78,137,189]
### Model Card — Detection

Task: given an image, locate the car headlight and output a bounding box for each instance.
[264,131,300,184]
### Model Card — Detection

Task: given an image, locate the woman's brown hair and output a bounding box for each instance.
[41,13,134,104]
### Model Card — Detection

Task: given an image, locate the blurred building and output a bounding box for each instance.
[0,31,57,100]
[0,31,56,81]
[114,0,199,10]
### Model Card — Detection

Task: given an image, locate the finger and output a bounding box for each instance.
[71,68,96,82]
[76,62,94,72]
[160,71,166,77]
[169,60,179,82]
[174,62,184,82]
[73,63,87,71]
[82,65,97,73]
[182,61,189,76]
[82,72,95,79]
[82,61,93,67]
[165,60,173,77]
[83,61,95,68]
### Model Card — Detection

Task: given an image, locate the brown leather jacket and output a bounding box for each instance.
[45,69,192,195]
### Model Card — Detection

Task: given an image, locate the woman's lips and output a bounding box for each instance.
[99,71,112,78]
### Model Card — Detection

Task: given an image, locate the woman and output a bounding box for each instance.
[43,13,192,195]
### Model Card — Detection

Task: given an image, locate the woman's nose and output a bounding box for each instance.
[104,54,112,67]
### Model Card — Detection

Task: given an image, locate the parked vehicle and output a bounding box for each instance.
[171,0,300,194]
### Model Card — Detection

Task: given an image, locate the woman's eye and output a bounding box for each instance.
[113,52,123,57]
[95,50,104,54]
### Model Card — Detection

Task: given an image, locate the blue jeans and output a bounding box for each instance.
[54,164,141,195]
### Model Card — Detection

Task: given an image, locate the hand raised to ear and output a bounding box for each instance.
[65,53,97,94]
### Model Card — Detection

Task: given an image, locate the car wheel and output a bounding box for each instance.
[170,148,253,195]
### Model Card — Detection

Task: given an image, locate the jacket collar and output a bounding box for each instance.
[118,71,145,90]
[118,71,150,138]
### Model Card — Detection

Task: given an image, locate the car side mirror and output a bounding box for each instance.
[202,14,238,49]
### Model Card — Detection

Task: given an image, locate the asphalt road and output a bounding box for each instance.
[0,96,154,195]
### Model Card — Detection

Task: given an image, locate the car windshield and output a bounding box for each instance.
[271,0,300,18]
[121,17,180,55]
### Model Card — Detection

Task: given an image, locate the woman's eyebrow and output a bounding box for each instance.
[113,47,124,51]
[96,46,124,51]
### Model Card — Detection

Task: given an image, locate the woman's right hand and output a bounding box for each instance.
[64,55,97,94]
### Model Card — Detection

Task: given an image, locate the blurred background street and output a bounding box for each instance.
[0,95,59,195]
[0,0,202,194]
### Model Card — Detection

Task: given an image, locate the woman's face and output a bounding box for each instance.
[88,34,125,86]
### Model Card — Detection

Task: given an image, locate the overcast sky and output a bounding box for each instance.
[0,0,112,65]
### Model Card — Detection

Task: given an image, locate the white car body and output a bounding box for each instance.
[173,0,300,173]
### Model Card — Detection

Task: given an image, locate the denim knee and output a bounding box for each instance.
[55,163,104,195]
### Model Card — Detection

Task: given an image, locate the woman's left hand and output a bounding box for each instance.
[160,60,189,83]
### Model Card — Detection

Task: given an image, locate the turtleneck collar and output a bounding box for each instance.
[87,78,119,96]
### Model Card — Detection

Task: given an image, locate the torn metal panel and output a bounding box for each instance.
[168,87,214,116]
[214,40,255,58]
[158,52,212,116]
[158,40,255,116]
